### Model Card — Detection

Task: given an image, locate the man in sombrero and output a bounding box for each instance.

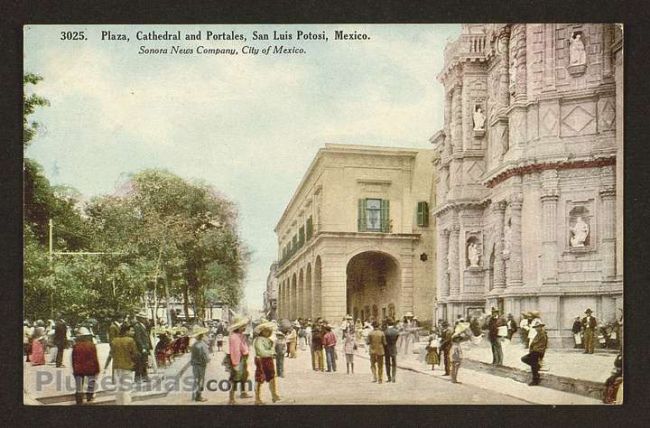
[582,308,598,354]
[253,320,281,404]
[189,325,211,402]
[227,316,251,404]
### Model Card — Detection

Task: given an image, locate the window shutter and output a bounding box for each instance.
[422,201,429,227]
[381,199,390,232]
[417,201,429,227]
[306,217,313,240]
[358,199,366,232]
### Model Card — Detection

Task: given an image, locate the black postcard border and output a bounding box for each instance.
[1,1,649,426]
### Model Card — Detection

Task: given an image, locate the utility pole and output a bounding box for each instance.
[48,219,54,318]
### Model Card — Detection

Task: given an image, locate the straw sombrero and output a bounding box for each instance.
[228,316,250,332]
[190,325,209,337]
[254,320,276,334]
[75,327,94,337]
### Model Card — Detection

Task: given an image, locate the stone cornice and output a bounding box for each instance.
[432,199,490,217]
[484,156,616,189]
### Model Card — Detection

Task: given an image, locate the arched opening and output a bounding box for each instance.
[278,281,284,318]
[313,257,322,318]
[488,243,495,290]
[346,251,400,323]
[298,269,304,318]
[305,264,312,320]
[290,273,297,319]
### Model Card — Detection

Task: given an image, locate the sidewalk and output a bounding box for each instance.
[24,342,192,405]
[354,336,616,403]
[461,338,617,384]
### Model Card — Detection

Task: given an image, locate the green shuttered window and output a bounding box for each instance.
[358,198,390,233]
[417,201,429,227]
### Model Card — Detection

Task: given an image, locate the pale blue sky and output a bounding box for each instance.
[24,24,461,311]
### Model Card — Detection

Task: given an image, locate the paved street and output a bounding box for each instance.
[136,343,528,405]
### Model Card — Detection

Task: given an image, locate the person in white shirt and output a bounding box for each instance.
[519,313,530,347]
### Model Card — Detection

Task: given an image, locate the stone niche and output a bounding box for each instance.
[565,202,594,252]
[567,30,587,77]
[465,233,483,269]
[472,101,486,138]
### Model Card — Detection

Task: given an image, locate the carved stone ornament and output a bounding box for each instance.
[467,242,481,267]
[570,216,590,247]
[473,104,486,137]
[568,32,587,76]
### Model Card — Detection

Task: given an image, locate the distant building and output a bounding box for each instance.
[275,144,436,324]
[263,262,279,320]
[432,24,623,346]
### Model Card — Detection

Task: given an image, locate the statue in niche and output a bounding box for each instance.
[468,242,481,267]
[570,32,586,66]
[473,105,486,130]
[570,216,590,247]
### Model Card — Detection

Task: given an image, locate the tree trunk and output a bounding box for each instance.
[183,283,190,323]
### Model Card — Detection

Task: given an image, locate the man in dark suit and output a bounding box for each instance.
[367,321,387,383]
[521,319,548,385]
[383,318,399,383]
[133,312,152,382]
[54,318,67,368]
[439,321,453,376]
[582,308,598,354]
[487,308,505,365]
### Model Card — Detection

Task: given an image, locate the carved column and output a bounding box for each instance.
[543,24,556,91]
[600,166,617,279]
[451,84,463,154]
[438,229,450,299]
[449,225,461,296]
[444,91,452,135]
[497,26,511,109]
[493,201,507,290]
[541,170,559,283]
[510,24,527,102]
[507,194,524,287]
[541,194,559,282]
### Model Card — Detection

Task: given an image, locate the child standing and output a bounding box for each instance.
[343,331,357,374]
[274,331,286,378]
[253,322,281,405]
[450,328,471,384]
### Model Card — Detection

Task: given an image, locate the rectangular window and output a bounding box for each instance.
[417,201,429,227]
[306,216,313,240]
[298,226,305,247]
[358,198,390,232]
[366,198,382,231]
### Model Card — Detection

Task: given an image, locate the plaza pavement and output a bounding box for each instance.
[134,341,531,405]
[23,342,191,404]
[24,337,606,405]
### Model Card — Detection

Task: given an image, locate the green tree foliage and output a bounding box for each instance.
[85,169,249,321]
[23,73,248,326]
[24,73,50,147]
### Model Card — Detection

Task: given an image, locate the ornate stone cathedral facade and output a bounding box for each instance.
[431,24,623,346]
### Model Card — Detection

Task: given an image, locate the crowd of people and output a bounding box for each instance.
[24,305,623,404]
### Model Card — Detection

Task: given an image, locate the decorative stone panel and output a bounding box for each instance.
[561,102,597,136]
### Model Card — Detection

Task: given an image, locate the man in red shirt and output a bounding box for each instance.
[322,324,337,372]
[72,327,100,405]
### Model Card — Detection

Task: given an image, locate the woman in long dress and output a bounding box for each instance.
[30,327,47,366]
[425,333,440,370]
